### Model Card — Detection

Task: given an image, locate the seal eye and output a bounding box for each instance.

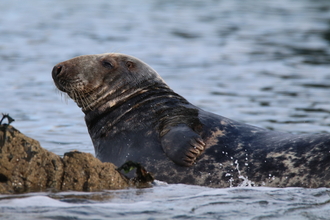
[102,60,113,69]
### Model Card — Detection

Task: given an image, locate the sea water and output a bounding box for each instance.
[1,0,330,219]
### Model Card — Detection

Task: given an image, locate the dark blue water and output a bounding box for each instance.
[1,0,330,219]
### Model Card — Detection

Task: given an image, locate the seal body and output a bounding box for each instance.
[52,53,330,188]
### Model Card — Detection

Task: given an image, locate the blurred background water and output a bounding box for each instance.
[1,0,330,219]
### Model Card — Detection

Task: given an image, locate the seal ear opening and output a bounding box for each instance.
[126,61,135,70]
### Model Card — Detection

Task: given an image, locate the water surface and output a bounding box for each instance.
[1,0,330,219]
[1,184,330,220]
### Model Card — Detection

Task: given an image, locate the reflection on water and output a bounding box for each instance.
[1,0,330,219]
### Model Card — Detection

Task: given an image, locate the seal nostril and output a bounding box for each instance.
[58,66,63,73]
[52,65,63,77]
[56,65,62,75]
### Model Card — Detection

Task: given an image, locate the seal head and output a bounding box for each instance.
[52,53,166,112]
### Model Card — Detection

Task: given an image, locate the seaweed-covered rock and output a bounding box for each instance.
[0,125,130,194]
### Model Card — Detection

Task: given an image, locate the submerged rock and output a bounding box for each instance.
[0,125,132,194]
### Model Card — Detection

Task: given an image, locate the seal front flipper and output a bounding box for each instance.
[160,124,205,167]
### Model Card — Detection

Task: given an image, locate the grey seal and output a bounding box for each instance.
[52,53,330,188]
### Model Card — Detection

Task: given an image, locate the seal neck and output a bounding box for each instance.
[84,81,187,133]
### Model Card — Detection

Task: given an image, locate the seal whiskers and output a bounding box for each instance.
[67,85,94,111]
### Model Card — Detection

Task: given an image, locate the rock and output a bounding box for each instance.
[0,125,131,194]
[61,151,128,191]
